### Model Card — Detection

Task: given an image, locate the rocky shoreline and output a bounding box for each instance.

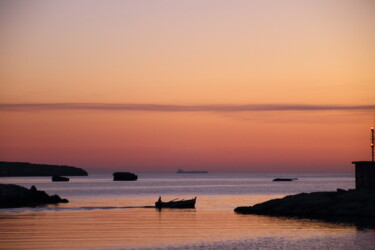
[0,184,68,208]
[235,189,375,226]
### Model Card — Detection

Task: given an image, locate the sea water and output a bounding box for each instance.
[0,173,374,249]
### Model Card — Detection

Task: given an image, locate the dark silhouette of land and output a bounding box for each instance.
[235,189,375,226]
[0,184,68,208]
[236,161,375,227]
[113,172,138,181]
[52,175,69,182]
[273,178,298,181]
[0,161,88,177]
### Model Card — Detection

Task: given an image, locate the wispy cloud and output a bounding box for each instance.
[0,103,374,112]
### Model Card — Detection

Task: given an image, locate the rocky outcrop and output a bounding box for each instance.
[113,172,138,181]
[52,176,69,182]
[273,178,297,181]
[235,189,375,219]
[0,161,88,176]
[0,184,69,208]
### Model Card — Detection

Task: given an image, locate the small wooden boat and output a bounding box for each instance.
[155,197,196,209]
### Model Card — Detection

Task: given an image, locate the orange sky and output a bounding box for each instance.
[0,0,374,173]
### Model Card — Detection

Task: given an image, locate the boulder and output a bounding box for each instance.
[52,175,69,182]
[113,172,138,181]
[273,178,297,181]
[0,184,68,208]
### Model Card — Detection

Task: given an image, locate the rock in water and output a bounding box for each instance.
[52,175,70,182]
[273,178,297,181]
[113,172,138,181]
[0,184,69,208]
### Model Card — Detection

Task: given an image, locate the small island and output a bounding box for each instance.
[0,184,68,208]
[113,172,138,181]
[236,160,375,226]
[273,178,298,182]
[235,189,375,223]
[0,161,88,177]
[52,175,70,182]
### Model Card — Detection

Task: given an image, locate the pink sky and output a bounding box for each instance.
[0,0,374,173]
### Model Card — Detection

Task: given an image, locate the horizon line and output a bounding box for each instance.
[0,102,374,112]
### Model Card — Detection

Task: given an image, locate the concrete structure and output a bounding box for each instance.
[352,161,375,190]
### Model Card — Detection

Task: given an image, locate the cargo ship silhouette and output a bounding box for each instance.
[177,169,208,174]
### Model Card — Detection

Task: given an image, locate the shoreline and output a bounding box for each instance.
[0,184,68,208]
[235,189,375,228]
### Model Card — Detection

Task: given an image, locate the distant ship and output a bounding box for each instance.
[177,169,208,174]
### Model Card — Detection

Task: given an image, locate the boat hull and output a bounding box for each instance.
[155,197,196,209]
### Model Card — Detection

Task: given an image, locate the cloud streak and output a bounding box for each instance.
[0,103,374,112]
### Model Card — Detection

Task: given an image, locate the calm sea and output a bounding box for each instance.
[0,173,374,249]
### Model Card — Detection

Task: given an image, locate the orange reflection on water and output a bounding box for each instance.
[0,195,357,249]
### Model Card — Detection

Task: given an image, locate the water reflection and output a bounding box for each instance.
[0,203,364,249]
[0,174,371,249]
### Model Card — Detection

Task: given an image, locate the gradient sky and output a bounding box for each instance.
[0,0,374,173]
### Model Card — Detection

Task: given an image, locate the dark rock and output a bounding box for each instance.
[234,190,375,222]
[49,194,68,203]
[0,184,69,208]
[30,185,37,192]
[0,161,88,177]
[52,176,69,182]
[273,178,298,181]
[113,172,138,181]
[336,188,347,193]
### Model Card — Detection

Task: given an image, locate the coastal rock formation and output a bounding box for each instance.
[273,178,298,182]
[235,189,375,219]
[0,161,88,177]
[113,172,138,181]
[52,175,69,182]
[0,184,69,208]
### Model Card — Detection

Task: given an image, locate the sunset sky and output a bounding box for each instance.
[0,0,374,173]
